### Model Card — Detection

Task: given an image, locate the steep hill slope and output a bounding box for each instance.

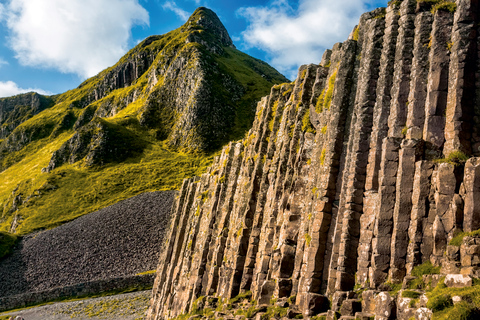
[147,1,480,319]
[0,7,288,236]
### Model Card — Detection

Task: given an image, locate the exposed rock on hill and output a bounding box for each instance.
[0,92,54,140]
[147,1,480,319]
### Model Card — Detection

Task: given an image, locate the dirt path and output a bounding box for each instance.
[0,290,151,320]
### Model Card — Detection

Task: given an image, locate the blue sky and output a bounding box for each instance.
[0,0,387,98]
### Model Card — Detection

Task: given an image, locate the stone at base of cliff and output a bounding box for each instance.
[340,299,362,316]
[354,312,375,319]
[444,274,472,288]
[298,292,330,316]
[375,292,396,320]
[415,307,432,320]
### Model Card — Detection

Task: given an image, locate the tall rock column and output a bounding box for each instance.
[444,0,479,156]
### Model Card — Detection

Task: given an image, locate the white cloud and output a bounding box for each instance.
[0,80,52,98]
[0,57,8,67]
[4,0,149,79]
[163,1,189,21]
[0,3,5,21]
[239,0,369,79]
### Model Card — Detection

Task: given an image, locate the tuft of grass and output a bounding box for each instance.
[450,229,480,247]
[431,1,457,14]
[315,70,337,113]
[412,261,441,277]
[302,110,316,134]
[434,150,469,167]
[352,26,360,41]
[402,290,422,299]
[136,270,156,276]
[0,231,18,259]
[320,148,327,165]
[304,233,312,246]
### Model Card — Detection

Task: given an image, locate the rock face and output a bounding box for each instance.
[147,1,480,319]
[0,92,54,140]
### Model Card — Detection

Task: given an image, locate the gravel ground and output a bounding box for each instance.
[0,290,151,320]
[0,191,174,297]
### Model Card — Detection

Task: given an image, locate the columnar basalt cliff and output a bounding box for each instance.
[147,0,480,319]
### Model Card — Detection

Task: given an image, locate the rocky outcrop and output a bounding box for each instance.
[147,1,480,318]
[0,92,54,140]
[44,117,146,171]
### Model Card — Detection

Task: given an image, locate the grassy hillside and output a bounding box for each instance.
[0,8,287,236]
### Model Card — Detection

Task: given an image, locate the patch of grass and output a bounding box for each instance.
[434,150,469,167]
[0,231,18,259]
[302,110,316,134]
[450,229,480,246]
[412,261,441,277]
[304,233,312,246]
[431,1,457,14]
[261,305,289,320]
[402,290,422,299]
[216,46,288,142]
[385,282,402,295]
[0,134,215,235]
[352,26,360,41]
[320,148,327,165]
[388,0,402,6]
[136,270,156,276]
[315,70,337,113]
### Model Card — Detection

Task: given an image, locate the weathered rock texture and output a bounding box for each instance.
[147,1,480,318]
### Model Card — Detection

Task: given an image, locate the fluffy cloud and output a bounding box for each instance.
[163,1,189,21]
[4,0,149,79]
[0,57,8,67]
[239,0,368,79]
[0,81,52,98]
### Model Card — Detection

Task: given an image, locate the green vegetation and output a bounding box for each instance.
[352,26,360,41]
[0,135,215,235]
[304,233,312,246]
[431,1,457,14]
[412,261,441,277]
[315,70,337,113]
[388,0,402,6]
[450,229,480,246]
[434,150,469,167]
[136,270,157,276]
[320,149,327,165]
[0,7,289,236]
[407,261,441,289]
[427,278,480,319]
[402,290,422,299]
[0,231,18,259]
[216,46,288,143]
[416,0,457,14]
[302,110,316,134]
[402,125,408,136]
[385,282,402,295]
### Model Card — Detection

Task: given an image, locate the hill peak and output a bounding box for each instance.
[183,7,234,48]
